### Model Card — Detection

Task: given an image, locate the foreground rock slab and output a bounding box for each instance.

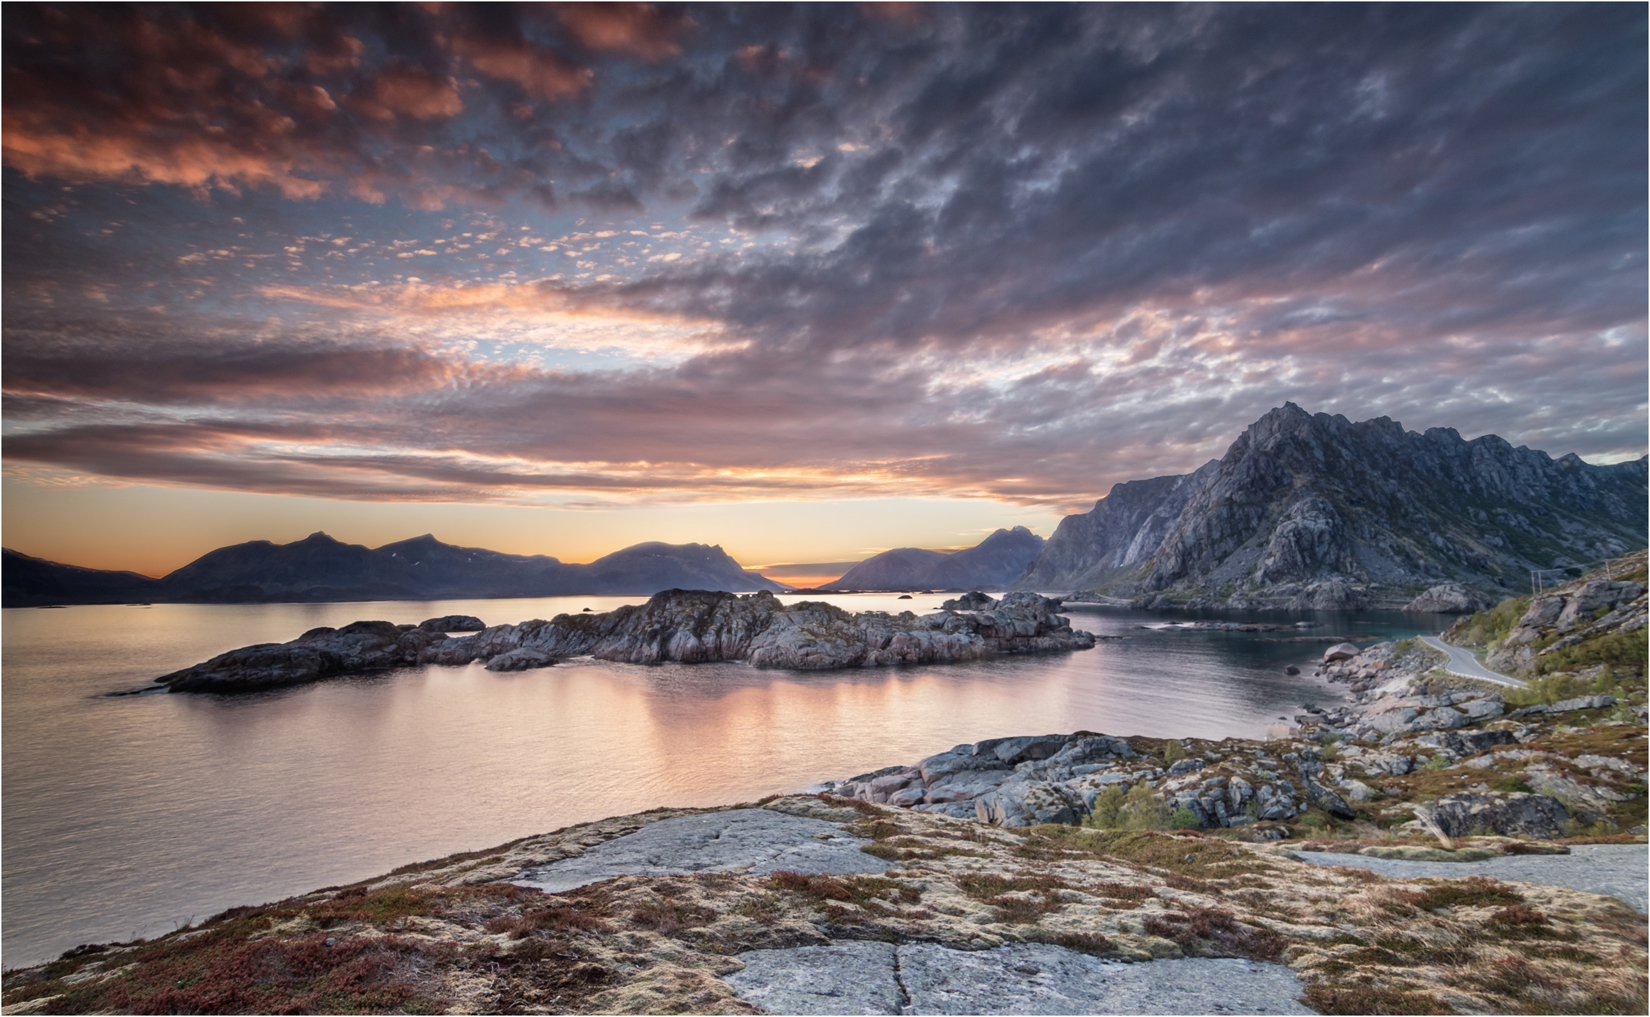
[1295,843,1648,914]
[515,809,890,893]
[727,942,1314,1015]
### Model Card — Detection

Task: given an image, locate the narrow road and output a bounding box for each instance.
[1418,634,1525,688]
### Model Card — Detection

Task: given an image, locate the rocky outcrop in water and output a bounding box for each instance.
[154,590,1096,692]
[425,589,1094,670]
[1014,403,1647,610]
[156,618,463,693]
[821,527,1045,591]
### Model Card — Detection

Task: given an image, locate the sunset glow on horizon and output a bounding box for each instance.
[3,3,1644,576]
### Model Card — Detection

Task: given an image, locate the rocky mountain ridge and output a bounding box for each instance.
[821,526,1045,591]
[2,533,788,607]
[1015,403,1647,610]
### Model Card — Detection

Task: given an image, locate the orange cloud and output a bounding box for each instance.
[2,117,326,200]
[351,69,464,121]
[451,35,592,99]
[555,3,691,59]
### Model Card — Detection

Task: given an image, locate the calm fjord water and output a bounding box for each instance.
[2,595,1447,966]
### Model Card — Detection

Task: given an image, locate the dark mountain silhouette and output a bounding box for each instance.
[1,549,164,606]
[1014,404,1648,609]
[3,533,788,607]
[821,526,1045,591]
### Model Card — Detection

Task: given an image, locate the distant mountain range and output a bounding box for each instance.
[2,532,788,607]
[819,527,1045,591]
[9,405,1644,612]
[1012,403,1648,609]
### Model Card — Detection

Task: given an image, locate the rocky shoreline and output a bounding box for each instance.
[820,637,1647,845]
[153,590,1096,693]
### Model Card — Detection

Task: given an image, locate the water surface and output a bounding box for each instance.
[2,594,1448,966]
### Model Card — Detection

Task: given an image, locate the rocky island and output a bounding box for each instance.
[153,590,1096,693]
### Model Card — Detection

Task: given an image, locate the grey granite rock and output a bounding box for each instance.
[725,942,904,1015]
[1429,792,1569,839]
[1295,844,1648,914]
[726,942,1315,1015]
[514,809,890,893]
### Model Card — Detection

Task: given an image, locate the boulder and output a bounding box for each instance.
[1413,706,1469,730]
[975,734,1068,766]
[1403,583,1493,613]
[941,591,999,611]
[1522,771,1617,822]
[976,780,1086,827]
[887,786,926,808]
[1323,642,1360,663]
[1046,736,1135,766]
[1550,695,1616,713]
[1456,699,1505,721]
[1293,761,1357,819]
[1430,793,1568,839]
[919,746,1010,785]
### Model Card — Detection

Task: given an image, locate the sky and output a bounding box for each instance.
[3,2,1646,579]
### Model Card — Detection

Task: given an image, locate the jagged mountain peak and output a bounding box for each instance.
[1014,405,1647,610]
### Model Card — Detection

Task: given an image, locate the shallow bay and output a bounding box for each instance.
[1,593,1448,966]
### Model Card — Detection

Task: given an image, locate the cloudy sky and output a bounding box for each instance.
[3,2,1645,578]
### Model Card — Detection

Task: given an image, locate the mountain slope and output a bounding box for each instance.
[0,548,165,607]
[1014,404,1648,609]
[823,527,1045,591]
[3,533,787,607]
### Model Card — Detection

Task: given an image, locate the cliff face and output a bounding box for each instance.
[823,526,1045,591]
[1015,404,1648,609]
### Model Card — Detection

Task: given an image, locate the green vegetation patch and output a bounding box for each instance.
[1448,596,1531,651]
[1536,628,1648,677]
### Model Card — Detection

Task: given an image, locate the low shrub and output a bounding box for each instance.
[1536,628,1647,676]
[1140,907,1284,960]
